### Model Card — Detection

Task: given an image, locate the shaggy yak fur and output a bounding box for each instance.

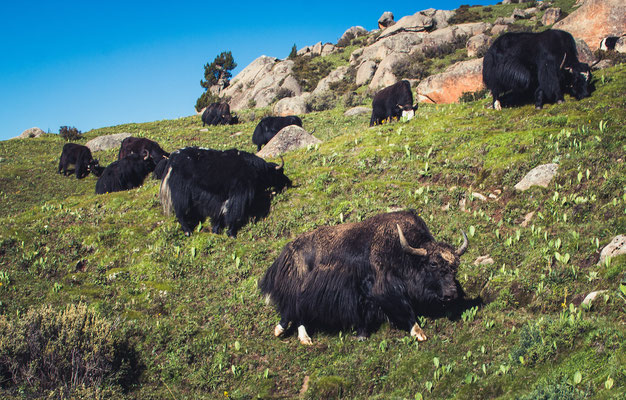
[369,80,417,126]
[118,137,169,162]
[258,210,470,345]
[58,143,103,179]
[159,147,292,237]
[483,29,592,110]
[201,102,238,126]
[252,116,303,151]
[95,151,155,194]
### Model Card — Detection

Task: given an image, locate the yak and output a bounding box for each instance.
[159,147,292,237]
[201,102,238,126]
[252,116,303,151]
[118,137,169,162]
[58,143,103,179]
[95,151,156,194]
[258,210,469,345]
[483,29,592,110]
[369,80,417,126]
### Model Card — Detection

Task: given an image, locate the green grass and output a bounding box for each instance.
[1,42,625,400]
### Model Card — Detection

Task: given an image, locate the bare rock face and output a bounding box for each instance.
[256,125,321,158]
[378,12,395,30]
[273,94,311,116]
[616,36,626,53]
[574,38,597,64]
[491,24,509,36]
[313,66,349,95]
[467,33,491,58]
[369,53,405,91]
[221,56,302,111]
[379,12,435,39]
[356,60,377,86]
[514,163,559,191]
[542,7,562,26]
[599,235,626,265]
[86,132,132,152]
[339,26,368,45]
[553,0,626,50]
[417,58,484,104]
[420,8,456,30]
[13,127,45,139]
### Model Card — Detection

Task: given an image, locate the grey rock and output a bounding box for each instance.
[378,11,395,29]
[575,38,597,64]
[514,163,559,191]
[616,36,626,53]
[339,26,368,45]
[467,33,491,58]
[379,12,434,39]
[369,53,405,91]
[344,106,371,117]
[313,66,349,95]
[599,235,626,265]
[356,60,377,86]
[542,7,562,25]
[86,132,132,152]
[13,127,45,140]
[491,24,509,36]
[473,255,495,266]
[256,125,321,158]
[582,290,608,306]
[321,43,336,56]
[273,94,311,116]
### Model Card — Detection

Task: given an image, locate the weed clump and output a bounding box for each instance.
[0,304,139,397]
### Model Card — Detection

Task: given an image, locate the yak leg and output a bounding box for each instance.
[536,58,562,109]
[297,325,313,345]
[274,316,290,337]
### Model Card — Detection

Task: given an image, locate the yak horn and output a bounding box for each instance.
[559,53,567,69]
[397,224,427,256]
[275,156,285,170]
[456,231,469,256]
[309,128,316,135]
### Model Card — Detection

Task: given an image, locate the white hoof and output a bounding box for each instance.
[494,100,502,111]
[298,325,313,345]
[274,324,285,337]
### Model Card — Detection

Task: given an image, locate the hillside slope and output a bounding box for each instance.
[1,63,625,398]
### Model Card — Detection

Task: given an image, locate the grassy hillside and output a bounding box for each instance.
[1,62,624,399]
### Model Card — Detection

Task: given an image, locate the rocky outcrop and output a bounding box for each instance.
[221,56,302,111]
[417,58,484,104]
[256,125,321,158]
[344,106,371,117]
[599,235,626,265]
[86,133,132,152]
[13,127,45,140]
[541,7,562,26]
[356,60,377,86]
[339,26,368,45]
[467,34,491,58]
[514,163,559,191]
[378,11,435,39]
[313,66,349,95]
[369,53,406,90]
[274,94,311,116]
[378,12,395,30]
[553,0,626,50]
[574,39,596,65]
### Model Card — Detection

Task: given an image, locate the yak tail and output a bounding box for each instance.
[159,165,174,216]
[417,92,438,104]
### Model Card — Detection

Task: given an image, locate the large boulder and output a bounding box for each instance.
[313,66,349,95]
[599,235,626,265]
[273,94,311,116]
[86,133,132,152]
[339,26,368,45]
[344,106,371,117]
[420,8,456,30]
[467,33,492,58]
[221,56,302,111]
[369,53,406,91]
[541,7,562,26]
[256,125,322,158]
[574,38,597,65]
[553,0,626,50]
[514,163,559,191]
[353,32,428,66]
[356,60,377,86]
[13,127,45,140]
[379,11,435,39]
[378,12,395,30]
[417,58,484,104]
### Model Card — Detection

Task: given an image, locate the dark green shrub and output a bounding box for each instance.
[292,56,332,92]
[288,43,297,60]
[328,66,357,95]
[422,34,469,59]
[59,126,82,141]
[342,91,369,108]
[195,91,221,112]
[275,87,295,101]
[593,49,626,65]
[306,91,337,112]
[448,5,482,24]
[392,52,431,80]
[459,88,489,103]
[0,304,139,396]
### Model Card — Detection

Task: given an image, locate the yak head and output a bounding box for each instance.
[88,159,104,177]
[397,104,418,121]
[397,225,468,305]
[565,62,593,100]
[266,156,292,192]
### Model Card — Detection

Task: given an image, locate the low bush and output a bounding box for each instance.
[448,5,482,24]
[392,52,431,80]
[306,91,337,112]
[292,56,333,92]
[59,126,82,141]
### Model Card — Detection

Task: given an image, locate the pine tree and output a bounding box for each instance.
[196,51,237,112]
[288,44,297,60]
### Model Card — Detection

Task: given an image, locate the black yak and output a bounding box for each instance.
[259,210,469,345]
[201,102,238,126]
[370,80,417,126]
[252,116,303,151]
[483,29,592,110]
[58,143,103,179]
[159,147,291,237]
[118,137,169,162]
[95,151,155,194]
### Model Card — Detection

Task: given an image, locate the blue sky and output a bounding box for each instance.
[0,0,493,140]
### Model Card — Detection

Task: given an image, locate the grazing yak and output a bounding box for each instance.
[118,137,169,162]
[600,36,621,52]
[201,102,238,126]
[252,116,303,151]
[259,210,469,345]
[159,147,292,237]
[370,80,417,127]
[483,29,592,110]
[58,143,103,179]
[95,151,155,194]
